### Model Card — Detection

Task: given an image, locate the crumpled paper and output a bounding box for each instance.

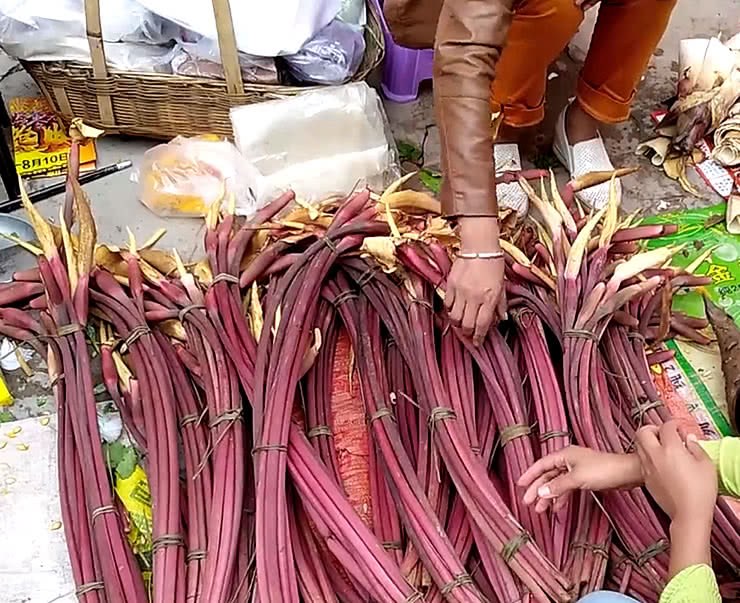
[713,102,740,167]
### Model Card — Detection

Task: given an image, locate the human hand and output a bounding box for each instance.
[635,422,717,524]
[446,217,506,345]
[518,446,642,513]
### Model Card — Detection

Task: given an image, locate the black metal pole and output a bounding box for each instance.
[0,160,133,213]
[0,91,20,201]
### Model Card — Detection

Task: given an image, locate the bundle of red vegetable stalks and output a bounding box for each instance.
[2,154,739,603]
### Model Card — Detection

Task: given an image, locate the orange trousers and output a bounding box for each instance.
[491,0,677,127]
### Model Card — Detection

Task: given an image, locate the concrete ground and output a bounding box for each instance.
[385,0,738,214]
[0,2,737,409]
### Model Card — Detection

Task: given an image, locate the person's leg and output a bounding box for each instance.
[578,591,640,603]
[491,0,584,214]
[569,0,679,142]
[492,0,584,129]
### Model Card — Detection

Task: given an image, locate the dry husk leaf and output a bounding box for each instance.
[636,136,672,166]
[361,237,398,273]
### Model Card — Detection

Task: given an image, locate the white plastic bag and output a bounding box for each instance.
[138,0,342,56]
[0,0,181,62]
[134,136,277,217]
[0,0,181,65]
[231,82,400,204]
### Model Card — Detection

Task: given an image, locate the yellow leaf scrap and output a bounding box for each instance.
[112,351,133,389]
[248,283,264,340]
[19,176,56,258]
[685,244,718,274]
[0,232,42,256]
[141,228,167,250]
[599,177,621,248]
[95,245,128,276]
[295,198,320,221]
[565,206,607,278]
[380,173,416,240]
[519,176,563,239]
[379,190,441,215]
[59,209,78,292]
[499,239,556,291]
[71,180,97,278]
[280,220,307,231]
[126,227,138,255]
[361,237,398,273]
[158,319,187,341]
[548,170,577,235]
[192,260,213,286]
[205,197,221,230]
[139,249,178,276]
[70,118,104,140]
[226,192,236,216]
[14,347,32,377]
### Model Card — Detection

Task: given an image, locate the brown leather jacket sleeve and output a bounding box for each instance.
[434,0,515,218]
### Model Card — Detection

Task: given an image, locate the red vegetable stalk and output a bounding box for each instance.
[22,184,147,602]
[329,285,485,601]
[91,267,186,603]
[253,192,389,603]
[346,259,571,602]
[513,309,573,569]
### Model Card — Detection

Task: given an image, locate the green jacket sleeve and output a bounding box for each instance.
[699,437,740,497]
[659,564,720,603]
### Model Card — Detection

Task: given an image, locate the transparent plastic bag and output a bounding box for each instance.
[134,135,277,217]
[231,82,400,204]
[171,37,279,84]
[338,0,366,26]
[285,18,365,85]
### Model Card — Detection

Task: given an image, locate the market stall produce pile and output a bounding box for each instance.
[1,152,739,602]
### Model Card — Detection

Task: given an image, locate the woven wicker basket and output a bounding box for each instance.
[22,0,384,139]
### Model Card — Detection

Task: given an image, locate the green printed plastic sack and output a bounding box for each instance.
[643,203,739,436]
[644,202,740,324]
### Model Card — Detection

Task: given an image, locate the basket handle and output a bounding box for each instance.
[84,0,116,127]
[211,0,244,96]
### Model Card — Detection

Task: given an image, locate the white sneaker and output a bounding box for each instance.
[553,101,620,210]
[495,143,529,217]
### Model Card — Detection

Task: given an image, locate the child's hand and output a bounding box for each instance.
[635,422,717,524]
[518,446,642,513]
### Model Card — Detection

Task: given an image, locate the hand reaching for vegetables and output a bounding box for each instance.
[635,422,717,523]
[446,217,506,345]
[635,422,717,579]
[518,446,642,513]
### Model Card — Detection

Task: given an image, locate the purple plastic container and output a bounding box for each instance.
[372,0,434,103]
